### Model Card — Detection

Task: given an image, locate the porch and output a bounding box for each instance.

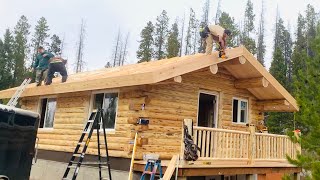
[133,123,301,177]
[184,125,300,168]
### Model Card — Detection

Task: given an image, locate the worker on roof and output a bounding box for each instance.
[203,24,231,58]
[34,47,54,86]
[45,56,68,85]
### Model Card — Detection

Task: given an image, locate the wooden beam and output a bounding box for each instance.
[209,64,218,74]
[234,77,269,89]
[128,132,138,180]
[256,99,289,106]
[181,167,301,177]
[163,155,179,180]
[221,56,246,66]
[174,76,182,83]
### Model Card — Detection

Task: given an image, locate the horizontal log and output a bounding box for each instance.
[37,134,132,143]
[55,107,86,113]
[221,56,246,66]
[39,139,128,151]
[235,77,269,89]
[135,124,149,131]
[54,118,84,124]
[134,151,176,160]
[256,99,289,106]
[53,124,84,130]
[137,137,149,146]
[138,145,180,152]
[38,144,131,158]
[139,132,181,139]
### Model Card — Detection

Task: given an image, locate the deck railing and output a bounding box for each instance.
[191,125,300,163]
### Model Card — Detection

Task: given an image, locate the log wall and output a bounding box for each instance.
[20,68,264,160]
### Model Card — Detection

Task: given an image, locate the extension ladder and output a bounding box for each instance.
[140,159,163,180]
[7,78,32,107]
[62,109,112,180]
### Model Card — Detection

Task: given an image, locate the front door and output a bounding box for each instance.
[197,92,218,128]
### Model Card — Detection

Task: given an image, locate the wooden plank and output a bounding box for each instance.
[256,99,289,106]
[234,77,269,89]
[201,130,206,157]
[128,132,138,180]
[206,131,210,157]
[181,167,301,177]
[162,155,179,180]
[210,130,214,158]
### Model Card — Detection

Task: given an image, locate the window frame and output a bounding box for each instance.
[37,96,57,130]
[196,90,219,128]
[89,89,119,132]
[232,97,249,124]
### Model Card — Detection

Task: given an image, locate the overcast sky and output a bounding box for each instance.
[0,0,319,73]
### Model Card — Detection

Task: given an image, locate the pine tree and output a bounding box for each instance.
[137,21,154,63]
[215,0,222,24]
[305,4,316,57]
[185,8,196,55]
[31,17,50,68]
[292,14,307,79]
[241,0,256,54]
[179,14,185,57]
[154,10,169,60]
[166,22,180,58]
[201,0,210,25]
[0,29,15,89]
[289,25,320,178]
[50,34,62,55]
[120,33,129,66]
[112,29,122,66]
[13,15,30,86]
[218,12,239,48]
[256,0,266,66]
[267,16,294,134]
[75,19,86,73]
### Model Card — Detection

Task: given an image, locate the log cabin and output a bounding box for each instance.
[0,46,301,180]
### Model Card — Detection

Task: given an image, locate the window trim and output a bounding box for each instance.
[89,89,119,132]
[232,97,248,124]
[37,96,57,130]
[196,90,219,128]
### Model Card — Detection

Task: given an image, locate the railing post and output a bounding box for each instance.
[248,124,256,165]
[180,119,193,166]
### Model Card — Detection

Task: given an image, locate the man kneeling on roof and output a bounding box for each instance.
[45,57,68,85]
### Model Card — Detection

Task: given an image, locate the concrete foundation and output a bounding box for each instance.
[30,159,136,180]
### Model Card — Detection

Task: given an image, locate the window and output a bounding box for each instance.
[198,92,218,128]
[232,98,248,123]
[39,98,56,128]
[92,93,118,130]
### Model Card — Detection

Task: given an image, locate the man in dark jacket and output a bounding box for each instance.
[34,47,54,86]
[45,57,68,85]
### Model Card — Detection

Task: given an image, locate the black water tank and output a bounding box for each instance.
[0,104,39,180]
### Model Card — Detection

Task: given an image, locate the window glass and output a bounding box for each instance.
[93,93,118,129]
[232,99,238,123]
[240,101,247,123]
[44,98,56,128]
[232,98,248,123]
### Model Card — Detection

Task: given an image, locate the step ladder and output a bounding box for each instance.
[7,78,32,107]
[62,109,112,180]
[140,159,163,180]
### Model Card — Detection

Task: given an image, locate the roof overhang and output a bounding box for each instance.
[0,46,298,112]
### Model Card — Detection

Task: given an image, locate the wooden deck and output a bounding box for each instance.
[133,125,301,176]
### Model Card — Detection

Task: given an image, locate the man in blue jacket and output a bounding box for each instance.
[34,47,54,86]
